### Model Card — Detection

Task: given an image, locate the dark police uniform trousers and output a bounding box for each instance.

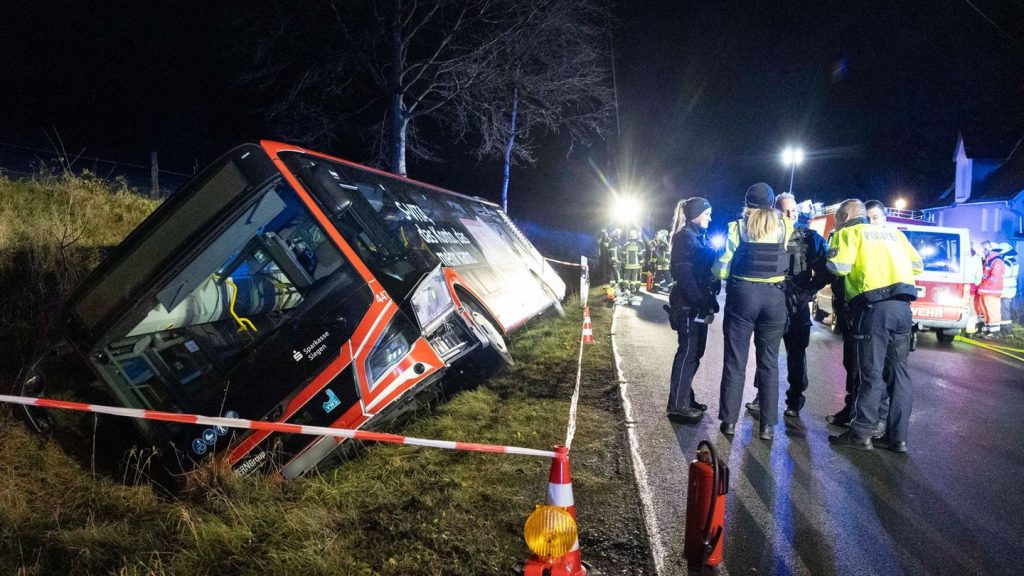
[719,280,788,426]
[835,300,892,426]
[668,311,707,412]
[850,298,913,441]
[782,303,811,411]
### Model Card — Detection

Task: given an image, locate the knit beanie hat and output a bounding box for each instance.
[744,182,775,209]
[683,197,712,221]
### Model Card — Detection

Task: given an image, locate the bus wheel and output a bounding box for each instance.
[465,303,514,368]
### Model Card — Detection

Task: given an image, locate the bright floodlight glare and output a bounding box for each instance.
[781,146,805,166]
[894,198,907,210]
[710,234,726,250]
[613,195,643,224]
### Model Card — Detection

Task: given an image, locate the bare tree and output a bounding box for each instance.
[239,0,612,195]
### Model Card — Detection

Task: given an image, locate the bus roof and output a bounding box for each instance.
[260,140,502,211]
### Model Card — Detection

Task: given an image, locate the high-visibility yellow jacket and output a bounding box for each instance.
[826,217,923,304]
[713,216,796,283]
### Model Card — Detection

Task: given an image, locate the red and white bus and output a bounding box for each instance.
[20,141,565,478]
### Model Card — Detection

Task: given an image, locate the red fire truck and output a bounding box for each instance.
[809,203,974,343]
[19,141,566,478]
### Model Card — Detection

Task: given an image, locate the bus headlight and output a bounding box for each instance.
[410,266,454,331]
[523,505,577,559]
[366,318,416,387]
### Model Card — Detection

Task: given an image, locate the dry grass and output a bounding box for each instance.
[0,173,650,574]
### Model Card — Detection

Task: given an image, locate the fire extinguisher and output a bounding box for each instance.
[683,440,729,568]
[645,272,654,292]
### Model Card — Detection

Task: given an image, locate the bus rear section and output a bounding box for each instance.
[894,224,973,342]
[19,141,564,479]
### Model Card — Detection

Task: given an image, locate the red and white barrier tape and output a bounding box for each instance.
[0,394,557,459]
[563,310,587,450]
[543,256,583,267]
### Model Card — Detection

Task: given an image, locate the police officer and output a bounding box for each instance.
[826,200,891,431]
[746,192,831,417]
[827,199,922,452]
[623,228,645,298]
[714,183,794,440]
[665,198,716,423]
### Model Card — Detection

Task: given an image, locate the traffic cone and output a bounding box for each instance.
[522,446,587,576]
[581,308,594,344]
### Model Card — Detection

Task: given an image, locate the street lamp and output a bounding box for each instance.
[894,198,907,211]
[781,146,805,195]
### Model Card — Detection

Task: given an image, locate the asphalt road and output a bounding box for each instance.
[612,288,1024,576]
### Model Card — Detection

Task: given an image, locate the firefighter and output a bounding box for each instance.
[745,192,831,418]
[976,241,1005,336]
[652,229,672,292]
[597,229,612,285]
[623,228,645,298]
[665,198,716,423]
[827,199,922,452]
[999,242,1018,328]
[608,228,623,291]
[714,183,794,440]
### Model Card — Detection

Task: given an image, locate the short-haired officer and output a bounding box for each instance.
[827,199,922,452]
[864,199,887,225]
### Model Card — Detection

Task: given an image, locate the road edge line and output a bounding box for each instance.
[611,304,666,575]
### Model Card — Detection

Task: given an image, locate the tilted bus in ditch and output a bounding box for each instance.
[19,141,565,478]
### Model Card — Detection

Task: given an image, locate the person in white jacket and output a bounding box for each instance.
[1000,242,1018,327]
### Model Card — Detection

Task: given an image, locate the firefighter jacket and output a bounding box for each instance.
[671,226,718,311]
[623,239,645,270]
[608,239,621,264]
[826,217,923,305]
[1002,250,1018,299]
[713,216,796,283]
[978,252,1005,296]
[655,240,671,271]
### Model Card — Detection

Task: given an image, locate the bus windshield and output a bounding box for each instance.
[282,153,441,299]
[904,230,961,273]
[90,178,366,418]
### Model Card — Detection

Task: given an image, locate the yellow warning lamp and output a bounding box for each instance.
[523,505,578,559]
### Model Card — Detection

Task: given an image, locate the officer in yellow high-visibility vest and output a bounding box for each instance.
[826,199,923,453]
[713,182,795,440]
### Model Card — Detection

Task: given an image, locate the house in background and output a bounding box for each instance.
[924,132,1024,257]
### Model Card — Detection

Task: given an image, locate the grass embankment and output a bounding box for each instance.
[0,175,651,575]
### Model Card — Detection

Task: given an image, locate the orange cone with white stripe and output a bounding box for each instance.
[582,308,594,344]
[522,445,588,576]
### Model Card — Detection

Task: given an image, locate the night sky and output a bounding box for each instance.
[2,1,1023,233]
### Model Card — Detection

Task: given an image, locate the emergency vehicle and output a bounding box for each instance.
[18,141,565,478]
[808,203,973,342]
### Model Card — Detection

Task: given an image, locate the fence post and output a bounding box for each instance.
[150,151,159,199]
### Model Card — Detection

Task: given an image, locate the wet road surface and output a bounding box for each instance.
[612,289,1024,576]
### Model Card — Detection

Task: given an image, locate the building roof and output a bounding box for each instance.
[970,139,1024,201]
[955,129,1022,161]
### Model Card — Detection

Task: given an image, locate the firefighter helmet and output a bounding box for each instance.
[628,229,640,241]
[611,228,622,239]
